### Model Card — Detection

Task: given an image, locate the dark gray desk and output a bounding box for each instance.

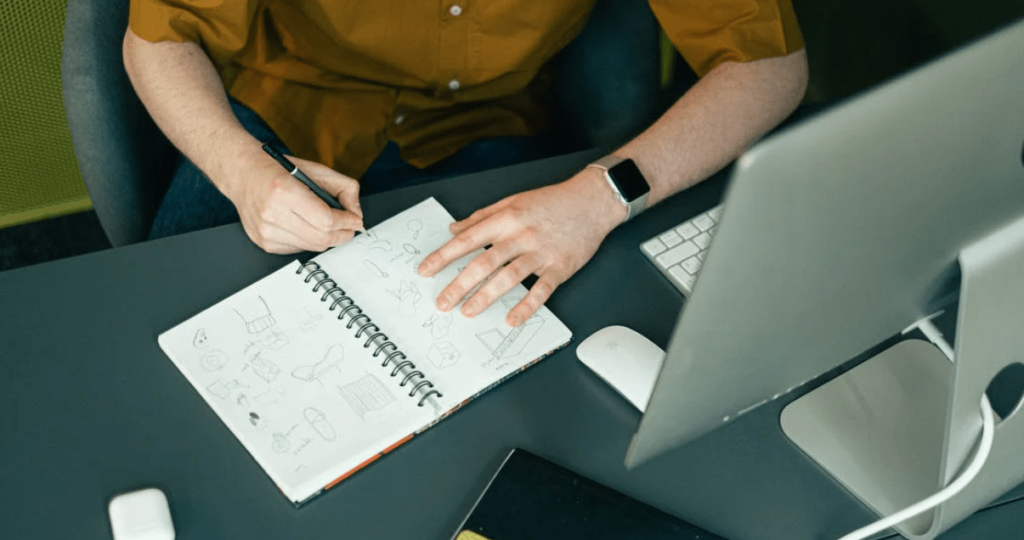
[1,151,1022,540]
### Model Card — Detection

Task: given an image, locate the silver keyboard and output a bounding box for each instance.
[640,205,724,296]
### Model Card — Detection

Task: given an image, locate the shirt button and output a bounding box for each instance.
[393,114,405,125]
[448,79,460,91]
[449,4,462,16]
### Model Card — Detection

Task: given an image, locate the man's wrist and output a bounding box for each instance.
[209,134,267,202]
[578,166,629,232]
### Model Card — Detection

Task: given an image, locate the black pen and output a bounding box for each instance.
[261,143,365,233]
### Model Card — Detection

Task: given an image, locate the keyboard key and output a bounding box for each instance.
[658,230,682,248]
[697,252,706,261]
[693,232,711,250]
[707,225,716,237]
[681,256,702,275]
[675,222,700,239]
[708,206,724,221]
[655,241,699,268]
[641,238,667,257]
[693,214,715,231]
[668,265,697,292]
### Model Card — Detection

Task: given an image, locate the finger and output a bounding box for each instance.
[450,198,512,235]
[285,213,357,252]
[284,180,364,232]
[418,212,508,277]
[435,240,521,312]
[298,158,363,218]
[462,253,541,318]
[507,274,560,327]
[242,219,305,255]
[263,200,356,252]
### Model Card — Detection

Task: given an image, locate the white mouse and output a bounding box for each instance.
[576,325,665,412]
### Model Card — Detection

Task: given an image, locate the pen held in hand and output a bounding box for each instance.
[261,143,366,234]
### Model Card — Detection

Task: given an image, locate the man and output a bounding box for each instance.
[125,0,808,326]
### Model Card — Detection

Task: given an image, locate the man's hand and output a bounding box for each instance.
[417,167,626,326]
[230,153,364,254]
[122,31,364,254]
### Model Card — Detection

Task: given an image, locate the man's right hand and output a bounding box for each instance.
[123,31,363,254]
[229,152,364,254]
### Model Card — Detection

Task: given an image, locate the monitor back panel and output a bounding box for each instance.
[628,19,1024,466]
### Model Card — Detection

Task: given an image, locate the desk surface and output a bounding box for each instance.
[1,151,1022,540]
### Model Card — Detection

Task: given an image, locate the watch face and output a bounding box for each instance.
[608,159,650,202]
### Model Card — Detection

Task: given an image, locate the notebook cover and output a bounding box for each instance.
[453,449,725,540]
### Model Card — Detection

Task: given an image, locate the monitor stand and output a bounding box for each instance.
[780,214,1024,540]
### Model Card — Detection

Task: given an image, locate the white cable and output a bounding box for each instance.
[836,395,996,540]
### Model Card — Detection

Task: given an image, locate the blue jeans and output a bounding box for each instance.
[148,99,560,240]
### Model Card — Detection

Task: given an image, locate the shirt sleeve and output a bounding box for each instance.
[128,0,259,65]
[648,0,805,78]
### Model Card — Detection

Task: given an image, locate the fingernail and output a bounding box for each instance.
[462,300,479,316]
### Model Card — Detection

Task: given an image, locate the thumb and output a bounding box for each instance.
[294,158,363,218]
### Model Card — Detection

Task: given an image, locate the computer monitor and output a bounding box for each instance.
[626,18,1024,540]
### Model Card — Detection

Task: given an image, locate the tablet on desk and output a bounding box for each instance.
[453,449,722,540]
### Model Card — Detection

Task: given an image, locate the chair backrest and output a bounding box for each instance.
[62,0,175,247]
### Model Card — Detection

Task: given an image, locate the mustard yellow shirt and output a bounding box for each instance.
[129,0,804,179]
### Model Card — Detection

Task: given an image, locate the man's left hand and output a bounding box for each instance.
[417,166,626,326]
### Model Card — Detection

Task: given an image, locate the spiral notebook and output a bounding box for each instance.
[157,198,572,505]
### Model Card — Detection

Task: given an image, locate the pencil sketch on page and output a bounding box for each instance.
[408,219,423,239]
[387,280,422,317]
[192,328,209,349]
[358,229,394,252]
[475,297,545,366]
[206,380,231,399]
[297,306,324,331]
[391,243,421,265]
[422,312,453,338]
[248,351,281,383]
[338,374,399,424]
[247,327,289,351]
[272,432,290,453]
[200,349,229,372]
[233,295,276,334]
[249,411,269,430]
[304,407,337,442]
[271,423,301,454]
[363,259,389,278]
[427,341,461,369]
[255,385,285,405]
[291,344,345,385]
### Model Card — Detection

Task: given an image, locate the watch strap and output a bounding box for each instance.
[587,155,648,222]
[589,154,627,171]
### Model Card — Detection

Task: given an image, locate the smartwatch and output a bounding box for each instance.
[587,155,650,222]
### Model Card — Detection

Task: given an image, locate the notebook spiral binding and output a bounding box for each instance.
[296,261,443,407]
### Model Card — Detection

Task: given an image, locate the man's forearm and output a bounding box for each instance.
[617,49,809,208]
[122,28,259,200]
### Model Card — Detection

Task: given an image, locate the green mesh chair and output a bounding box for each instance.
[0,1,92,229]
